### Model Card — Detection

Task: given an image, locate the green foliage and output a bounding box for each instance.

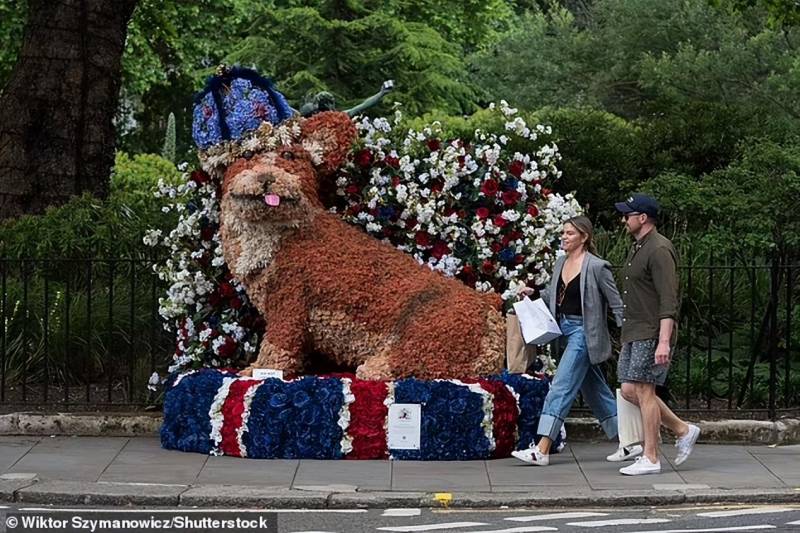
[0,0,25,86]
[712,0,800,26]
[0,152,178,259]
[161,112,176,163]
[226,8,481,116]
[643,139,800,258]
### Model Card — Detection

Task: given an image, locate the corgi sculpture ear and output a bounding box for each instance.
[300,111,358,176]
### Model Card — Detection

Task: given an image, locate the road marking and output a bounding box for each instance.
[382,509,422,517]
[567,518,671,527]
[377,523,487,532]
[627,526,776,533]
[470,526,558,533]
[787,520,800,525]
[506,512,608,522]
[697,508,794,518]
[17,507,367,513]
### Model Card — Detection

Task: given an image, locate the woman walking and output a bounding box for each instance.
[512,216,640,465]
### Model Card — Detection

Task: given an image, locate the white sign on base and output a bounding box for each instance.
[252,368,284,380]
[387,403,421,450]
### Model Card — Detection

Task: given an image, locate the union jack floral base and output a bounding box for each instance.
[160,369,563,460]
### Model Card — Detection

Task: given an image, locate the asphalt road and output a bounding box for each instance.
[1,503,799,532]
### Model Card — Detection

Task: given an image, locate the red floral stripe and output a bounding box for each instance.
[479,379,518,458]
[220,379,260,457]
[347,379,389,459]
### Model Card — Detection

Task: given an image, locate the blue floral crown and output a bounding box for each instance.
[192,66,295,150]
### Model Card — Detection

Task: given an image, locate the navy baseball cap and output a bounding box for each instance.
[615,193,659,218]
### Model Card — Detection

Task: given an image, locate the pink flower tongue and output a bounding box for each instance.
[264,194,281,207]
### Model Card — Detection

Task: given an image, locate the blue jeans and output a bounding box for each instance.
[536,316,618,441]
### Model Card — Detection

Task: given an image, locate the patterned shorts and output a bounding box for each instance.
[618,339,670,386]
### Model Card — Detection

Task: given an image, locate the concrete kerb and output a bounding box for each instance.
[1,412,799,443]
[0,412,162,437]
[2,483,800,508]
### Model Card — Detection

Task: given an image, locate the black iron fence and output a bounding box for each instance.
[0,259,171,411]
[0,258,796,419]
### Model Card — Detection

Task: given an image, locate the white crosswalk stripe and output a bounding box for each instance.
[626,526,776,533]
[382,509,422,517]
[697,508,794,518]
[470,526,558,533]
[567,517,672,527]
[377,522,487,532]
[505,511,608,522]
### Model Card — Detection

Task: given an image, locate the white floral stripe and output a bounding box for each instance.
[383,381,396,459]
[451,380,496,453]
[236,380,263,458]
[338,378,356,456]
[172,369,198,388]
[208,377,236,456]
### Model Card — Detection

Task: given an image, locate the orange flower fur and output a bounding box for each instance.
[219,111,505,380]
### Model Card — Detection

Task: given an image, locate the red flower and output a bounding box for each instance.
[355,149,373,168]
[527,204,539,217]
[414,231,431,247]
[391,176,401,187]
[230,297,243,310]
[481,260,495,273]
[384,155,400,168]
[219,282,236,298]
[190,170,210,185]
[541,188,552,196]
[459,264,477,286]
[508,160,525,178]
[502,190,521,206]
[431,241,449,259]
[481,179,499,196]
[345,184,361,196]
[515,254,525,265]
[218,336,237,358]
[426,139,441,152]
[476,207,490,220]
[430,180,444,193]
[200,226,215,242]
[405,217,418,230]
[491,242,502,253]
[493,215,509,228]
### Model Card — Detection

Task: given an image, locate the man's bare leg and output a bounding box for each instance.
[621,382,688,438]
[634,382,661,463]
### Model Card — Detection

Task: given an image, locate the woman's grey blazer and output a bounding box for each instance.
[540,252,624,365]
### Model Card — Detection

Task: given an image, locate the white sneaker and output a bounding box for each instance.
[606,444,643,462]
[674,424,700,466]
[620,455,661,475]
[511,445,549,466]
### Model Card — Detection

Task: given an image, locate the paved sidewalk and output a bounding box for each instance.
[0,436,798,508]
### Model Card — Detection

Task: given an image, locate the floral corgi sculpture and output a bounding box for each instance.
[219,110,505,380]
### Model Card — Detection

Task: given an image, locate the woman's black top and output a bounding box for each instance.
[556,273,582,316]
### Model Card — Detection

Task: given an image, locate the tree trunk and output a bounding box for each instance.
[0,0,138,219]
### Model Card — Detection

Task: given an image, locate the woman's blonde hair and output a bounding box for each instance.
[564,215,597,255]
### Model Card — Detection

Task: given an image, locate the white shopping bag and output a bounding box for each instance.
[616,388,643,448]
[512,297,561,345]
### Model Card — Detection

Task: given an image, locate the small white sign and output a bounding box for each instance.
[388,403,421,450]
[252,368,284,380]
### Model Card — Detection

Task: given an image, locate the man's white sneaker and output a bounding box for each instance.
[674,423,700,466]
[606,444,643,462]
[511,445,549,466]
[619,455,661,475]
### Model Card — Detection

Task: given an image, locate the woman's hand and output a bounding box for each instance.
[517,286,536,300]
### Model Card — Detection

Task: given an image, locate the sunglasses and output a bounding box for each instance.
[623,212,643,220]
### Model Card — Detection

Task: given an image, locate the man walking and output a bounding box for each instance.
[615,194,700,475]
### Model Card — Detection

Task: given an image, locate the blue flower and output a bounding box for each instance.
[392,379,492,460]
[498,248,516,263]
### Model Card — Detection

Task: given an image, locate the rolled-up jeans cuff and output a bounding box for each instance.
[536,413,563,442]
[599,414,618,440]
